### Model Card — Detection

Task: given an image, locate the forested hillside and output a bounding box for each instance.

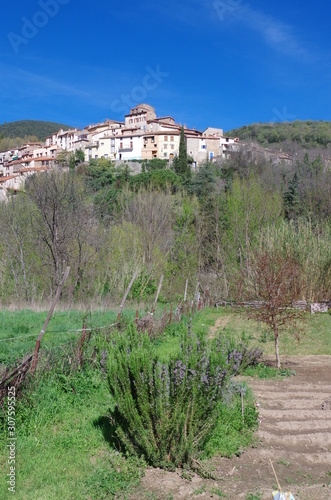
[0,120,71,151]
[0,143,330,305]
[226,120,331,149]
[0,120,71,140]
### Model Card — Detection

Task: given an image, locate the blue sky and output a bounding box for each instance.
[1,0,330,132]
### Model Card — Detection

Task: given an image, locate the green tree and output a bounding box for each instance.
[56,150,70,168]
[173,127,191,180]
[283,172,300,220]
[226,175,283,276]
[165,194,198,296]
[69,149,85,171]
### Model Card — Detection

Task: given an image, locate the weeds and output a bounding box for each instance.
[246,493,261,500]
[211,487,227,497]
[277,458,291,467]
[242,363,296,379]
[193,484,206,495]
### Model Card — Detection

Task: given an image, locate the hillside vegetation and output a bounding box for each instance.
[226,120,331,149]
[0,120,71,150]
[0,146,330,305]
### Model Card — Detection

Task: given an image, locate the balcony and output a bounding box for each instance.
[118,147,133,152]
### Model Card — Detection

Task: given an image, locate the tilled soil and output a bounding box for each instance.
[129,356,331,500]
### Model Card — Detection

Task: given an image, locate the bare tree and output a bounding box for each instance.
[25,170,98,298]
[0,195,33,300]
[238,249,304,368]
[119,187,174,271]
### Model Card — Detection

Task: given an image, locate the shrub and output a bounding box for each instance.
[106,324,255,470]
[129,270,157,300]
[210,336,263,375]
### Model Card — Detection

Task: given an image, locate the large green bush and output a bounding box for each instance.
[106,325,259,470]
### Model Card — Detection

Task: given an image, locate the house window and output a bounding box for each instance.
[164,153,168,157]
[120,142,123,149]
[164,144,168,149]
[104,154,108,158]
[170,136,174,141]
[95,155,98,158]
[171,145,175,150]
[130,142,133,148]
[201,145,207,150]
[164,136,168,141]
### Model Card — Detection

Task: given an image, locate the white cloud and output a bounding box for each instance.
[228,4,314,61]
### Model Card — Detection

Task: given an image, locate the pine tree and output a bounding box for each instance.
[283,172,300,220]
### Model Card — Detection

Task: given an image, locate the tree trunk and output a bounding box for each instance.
[274,327,281,369]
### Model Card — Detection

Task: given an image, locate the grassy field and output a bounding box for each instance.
[193,307,331,357]
[0,366,144,499]
[0,306,329,499]
[0,305,170,366]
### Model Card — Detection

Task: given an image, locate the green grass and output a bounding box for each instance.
[0,306,171,366]
[0,308,261,498]
[202,390,258,459]
[197,307,331,357]
[0,306,278,498]
[0,308,118,366]
[210,487,227,497]
[0,366,144,499]
[242,363,296,379]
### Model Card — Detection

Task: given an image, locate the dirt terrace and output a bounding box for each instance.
[129,356,331,500]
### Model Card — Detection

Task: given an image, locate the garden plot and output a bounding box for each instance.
[130,356,331,499]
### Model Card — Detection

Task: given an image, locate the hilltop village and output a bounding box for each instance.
[0,104,239,198]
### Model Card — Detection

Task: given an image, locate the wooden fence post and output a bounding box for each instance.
[152,274,163,313]
[169,304,173,324]
[30,266,70,375]
[118,271,139,320]
[184,279,188,302]
[135,309,139,324]
[77,321,87,368]
[161,305,167,330]
[194,282,199,303]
